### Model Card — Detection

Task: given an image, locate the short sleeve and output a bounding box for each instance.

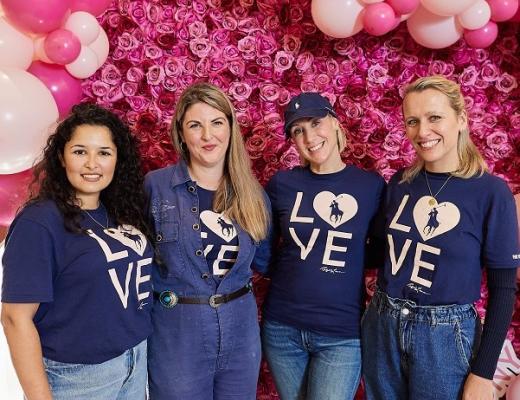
[483,181,519,269]
[2,218,55,303]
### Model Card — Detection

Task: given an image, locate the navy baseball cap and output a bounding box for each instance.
[284,92,337,136]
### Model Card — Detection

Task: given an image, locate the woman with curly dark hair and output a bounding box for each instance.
[1,103,154,400]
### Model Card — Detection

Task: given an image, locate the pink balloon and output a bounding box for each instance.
[488,0,519,21]
[387,0,420,15]
[0,169,32,226]
[70,0,113,17]
[28,61,83,118]
[311,0,364,38]
[64,12,100,46]
[507,376,520,400]
[458,0,491,30]
[511,5,520,20]
[421,0,476,17]
[363,3,398,36]
[0,18,34,69]
[1,0,71,34]
[44,29,82,65]
[463,21,498,47]
[407,6,463,49]
[0,68,59,174]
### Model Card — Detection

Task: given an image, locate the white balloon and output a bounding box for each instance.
[66,45,98,78]
[89,28,109,67]
[362,0,384,3]
[0,18,33,69]
[421,0,477,16]
[457,0,491,30]
[407,6,463,49]
[64,11,100,46]
[0,68,58,174]
[311,0,364,38]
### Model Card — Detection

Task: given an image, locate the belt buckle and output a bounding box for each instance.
[209,294,222,308]
[159,290,178,308]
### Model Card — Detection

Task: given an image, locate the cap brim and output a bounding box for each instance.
[284,108,330,136]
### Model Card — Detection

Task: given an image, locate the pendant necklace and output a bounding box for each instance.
[82,205,110,231]
[424,171,453,206]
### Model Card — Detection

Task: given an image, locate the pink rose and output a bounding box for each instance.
[164,57,183,77]
[459,66,478,87]
[121,82,138,97]
[232,5,249,19]
[222,45,240,60]
[256,34,278,56]
[190,38,213,58]
[236,111,252,128]
[263,15,280,31]
[128,2,146,25]
[229,81,253,101]
[163,77,179,92]
[104,86,124,103]
[238,17,261,33]
[315,74,331,91]
[496,73,518,94]
[208,8,224,24]
[367,64,389,85]
[211,29,230,47]
[126,96,151,112]
[118,32,138,50]
[278,88,291,106]
[237,36,256,60]
[245,130,267,157]
[101,64,122,85]
[195,58,209,77]
[192,0,208,15]
[264,112,283,130]
[176,26,190,42]
[157,92,176,112]
[301,22,317,36]
[274,51,294,72]
[188,21,208,38]
[145,4,160,23]
[334,38,356,56]
[91,81,110,97]
[144,44,163,60]
[157,33,176,49]
[146,65,165,85]
[110,47,127,61]
[228,60,245,77]
[280,148,300,169]
[208,56,227,75]
[156,23,176,34]
[259,84,280,102]
[222,15,238,31]
[300,81,318,92]
[289,4,304,22]
[106,13,121,29]
[283,34,301,54]
[126,67,144,83]
[480,61,499,82]
[295,52,314,72]
[401,54,418,68]
[239,0,254,7]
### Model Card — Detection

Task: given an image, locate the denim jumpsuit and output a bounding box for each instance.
[145,161,271,400]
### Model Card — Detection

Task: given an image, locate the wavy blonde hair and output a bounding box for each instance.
[171,82,269,241]
[401,75,487,183]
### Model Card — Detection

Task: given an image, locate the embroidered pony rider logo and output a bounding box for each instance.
[412,196,460,241]
[104,225,148,256]
[313,191,358,229]
[200,211,237,242]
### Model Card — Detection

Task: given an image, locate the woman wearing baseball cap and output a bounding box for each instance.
[261,92,385,400]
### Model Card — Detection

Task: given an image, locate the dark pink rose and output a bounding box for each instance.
[135,111,158,133]
[401,54,418,68]
[190,38,213,58]
[188,21,208,38]
[278,88,291,106]
[237,36,256,60]
[145,4,160,23]
[195,58,209,77]
[126,66,144,83]
[289,4,304,22]
[300,81,318,92]
[208,56,227,75]
[91,81,110,97]
[211,29,230,47]
[208,8,224,24]
[142,44,161,60]
[228,60,246,77]
[232,5,249,19]
[263,15,280,31]
[295,52,314,72]
[283,34,301,54]
[259,84,280,102]
[256,34,278,56]
[157,92,176,112]
[192,0,208,15]
[176,26,190,42]
[261,101,277,113]
[245,131,267,157]
[280,148,300,169]
[315,74,331,90]
[105,86,124,103]
[264,112,283,130]
[496,73,518,94]
[510,113,520,130]
[121,82,138,97]
[118,32,138,50]
[222,15,239,31]
[238,17,261,33]
[274,51,294,72]
[236,111,252,128]
[239,0,254,7]
[334,38,356,56]
[126,96,151,112]
[208,0,222,8]
[301,22,317,36]
[255,55,271,68]
[107,13,121,29]
[101,64,122,85]
[480,61,499,82]
[229,81,253,101]
[157,33,176,49]
[111,47,127,61]
[156,23,176,34]
[146,65,165,85]
[222,45,240,60]
[164,57,183,77]
[128,2,146,25]
[163,77,179,92]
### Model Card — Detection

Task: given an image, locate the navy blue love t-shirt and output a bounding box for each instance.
[378,170,520,305]
[263,166,385,338]
[1,201,153,364]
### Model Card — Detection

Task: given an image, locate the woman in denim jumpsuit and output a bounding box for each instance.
[362,76,519,400]
[145,83,271,400]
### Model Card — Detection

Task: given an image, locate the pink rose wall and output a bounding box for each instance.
[83,1,519,398]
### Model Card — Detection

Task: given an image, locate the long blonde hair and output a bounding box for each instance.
[171,82,269,241]
[401,75,487,183]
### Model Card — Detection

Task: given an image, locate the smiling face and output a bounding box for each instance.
[403,88,466,173]
[62,124,117,209]
[181,102,231,172]
[289,114,344,173]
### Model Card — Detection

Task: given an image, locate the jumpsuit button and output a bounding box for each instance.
[401,308,410,316]
[195,249,203,256]
[156,233,163,242]
[192,223,200,231]
[188,186,196,193]
[201,272,210,279]
[191,207,198,213]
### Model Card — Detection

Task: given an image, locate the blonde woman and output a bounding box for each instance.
[361,76,519,400]
[145,82,271,400]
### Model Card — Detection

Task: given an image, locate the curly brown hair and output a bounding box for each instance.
[28,103,149,235]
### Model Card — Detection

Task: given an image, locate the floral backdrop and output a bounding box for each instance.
[82,1,520,398]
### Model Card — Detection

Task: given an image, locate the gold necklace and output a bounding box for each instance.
[83,208,109,230]
[424,171,453,206]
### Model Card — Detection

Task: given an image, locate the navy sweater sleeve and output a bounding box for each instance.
[471,268,517,379]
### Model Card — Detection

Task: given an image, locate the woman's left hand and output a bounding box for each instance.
[463,373,495,400]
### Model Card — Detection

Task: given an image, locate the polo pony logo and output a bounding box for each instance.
[104,225,147,256]
[200,211,237,242]
[313,191,358,228]
[412,196,460,241]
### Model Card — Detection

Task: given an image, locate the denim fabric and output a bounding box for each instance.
[361,291,481,400]
[262,319,361,400]
[43,339,147,400]
[145,162,271,400]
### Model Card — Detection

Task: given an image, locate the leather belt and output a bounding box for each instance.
[154,282,252,309]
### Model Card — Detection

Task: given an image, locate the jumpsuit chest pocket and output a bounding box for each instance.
[154,220,186,278]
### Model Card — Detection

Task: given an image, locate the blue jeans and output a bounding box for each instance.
[43,340,147,400]
[361,291,481,400]
[261,319,361,400]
